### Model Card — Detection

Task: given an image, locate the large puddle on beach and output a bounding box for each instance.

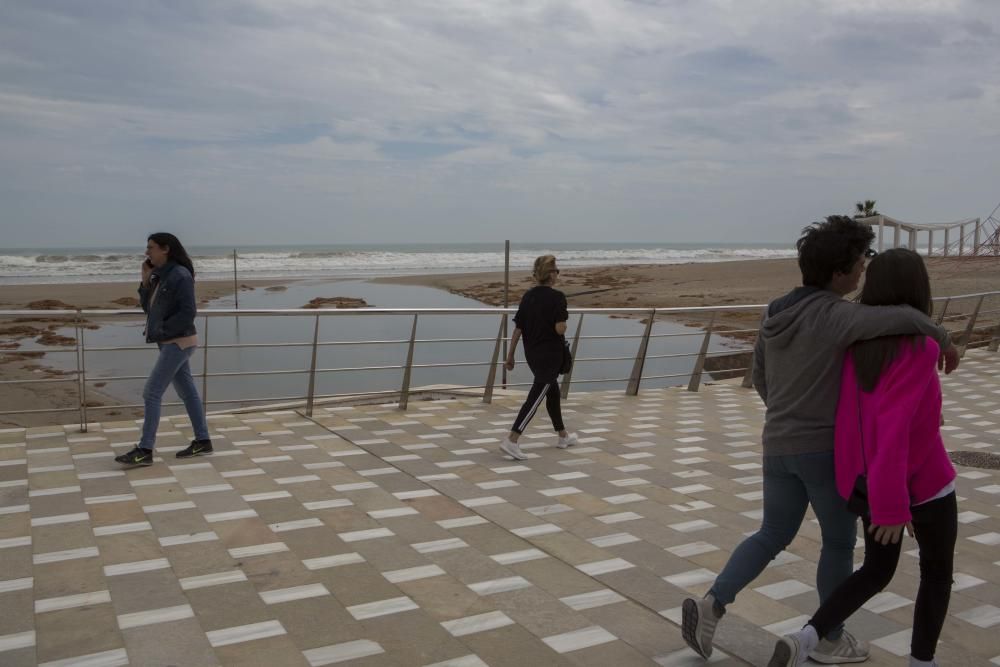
[33,279,743,414]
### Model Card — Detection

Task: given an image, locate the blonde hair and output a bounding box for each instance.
[532,254,558,284]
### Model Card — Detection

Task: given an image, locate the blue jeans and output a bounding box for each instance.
[139,343,209,449]
[709,451,858,639]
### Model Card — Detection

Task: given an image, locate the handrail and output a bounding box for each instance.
[2,290,997,431]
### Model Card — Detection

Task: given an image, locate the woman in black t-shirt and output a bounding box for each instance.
[500,254,578,460]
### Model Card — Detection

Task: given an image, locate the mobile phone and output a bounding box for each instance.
[144,258,153,267]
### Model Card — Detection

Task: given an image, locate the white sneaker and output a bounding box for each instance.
[681,595,723,659]
[499,438,527,460]
[768,635,808,667]
[810,630,869,664]
[556,432,578,449]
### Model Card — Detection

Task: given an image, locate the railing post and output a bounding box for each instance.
[75,310,88,433]
[483,314,505,404]
[687,311,716,392]
[988,314,1000,353]
[959,296,984,357]
[935,298,950,325]
[399,314,418,410]
[742,308,766,389]
[201,315,209,417]
[561,314,584,399]
[305,315,321,417]
[625,311,655,396]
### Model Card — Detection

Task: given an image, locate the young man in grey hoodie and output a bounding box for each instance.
[681,216,959,663]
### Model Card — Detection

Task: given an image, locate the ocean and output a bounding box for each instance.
[0,242,796,284]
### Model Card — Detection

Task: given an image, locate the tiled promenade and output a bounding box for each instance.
[1,349,998,667]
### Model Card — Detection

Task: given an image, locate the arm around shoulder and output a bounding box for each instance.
[831,301,952,351]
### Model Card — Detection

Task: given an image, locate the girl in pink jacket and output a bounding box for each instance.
[769,249,957,667]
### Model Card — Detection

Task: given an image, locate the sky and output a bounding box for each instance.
[1,0,998,247]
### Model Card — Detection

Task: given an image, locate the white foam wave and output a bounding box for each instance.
[0,246,797,283]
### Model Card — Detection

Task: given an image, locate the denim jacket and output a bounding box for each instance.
[138,261,197,343]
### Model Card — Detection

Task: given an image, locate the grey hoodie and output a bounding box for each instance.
[752,287,951,457]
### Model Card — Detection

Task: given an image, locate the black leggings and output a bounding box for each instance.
[511,378,564,434]
[809,492,957,661]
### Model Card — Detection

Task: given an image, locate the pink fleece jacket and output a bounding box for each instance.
[834,336,955,525]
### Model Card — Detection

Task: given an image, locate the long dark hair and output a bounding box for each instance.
[148,232,195,279]
[851,248,932,391]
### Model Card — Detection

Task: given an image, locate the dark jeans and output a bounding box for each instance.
[809,492,957,661]
[709,451,858,639]
[511,379,564,434]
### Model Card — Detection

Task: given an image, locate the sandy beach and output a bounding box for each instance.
[379,256,1000,330]
[2,256,998,428]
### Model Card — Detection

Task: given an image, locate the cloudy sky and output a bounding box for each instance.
[1,0,997,247]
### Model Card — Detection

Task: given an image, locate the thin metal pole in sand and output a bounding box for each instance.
[232,249,239,310]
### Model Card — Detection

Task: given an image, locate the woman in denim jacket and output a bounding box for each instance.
[116,233,212,466]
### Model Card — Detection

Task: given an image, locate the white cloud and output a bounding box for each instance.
[0,0,997,245]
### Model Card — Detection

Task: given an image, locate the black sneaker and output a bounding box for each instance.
[115,446,154,467]
[176,439,213,458]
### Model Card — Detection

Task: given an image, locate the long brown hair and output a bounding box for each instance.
[851,248,932,392]
[148,232,195,279]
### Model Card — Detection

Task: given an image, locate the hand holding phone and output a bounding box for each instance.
[141,257,154,283]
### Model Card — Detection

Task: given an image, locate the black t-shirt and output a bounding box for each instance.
[513,286,568,351]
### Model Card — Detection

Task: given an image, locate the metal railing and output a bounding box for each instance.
[2,290,998,432]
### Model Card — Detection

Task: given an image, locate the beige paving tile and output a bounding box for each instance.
[95,530,165,565]
[160,540,236,578]
[33,604,121,665]
[31,558,105,601]
[0,588,34,635]
[359,611,473,666]
[267,595,361,650]
[105,569,190,615]
[121,617,218,666]
[30,522,95,555]
[184,583,274,633]
[211,634,309,667]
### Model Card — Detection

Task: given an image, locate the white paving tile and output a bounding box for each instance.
[304,553,366,570]
[260,584,331,604]
[468,576,532,596]
[36,590,111,613]
[179,570,249,590]
[383,565,446,583]
[347,596,419,620]
[207,620,287,647]
[117,604,194,629]
[441,611,515,637]
[37,647,129,667]
[542,625,617,653]
[560,589,627,611]
[304,639,386,666]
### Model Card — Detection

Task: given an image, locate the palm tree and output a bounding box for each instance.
[854,200,879,218]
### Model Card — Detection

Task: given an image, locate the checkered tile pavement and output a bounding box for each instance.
[1,349,998,666]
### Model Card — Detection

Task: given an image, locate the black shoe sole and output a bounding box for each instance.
[681,598,711,659]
